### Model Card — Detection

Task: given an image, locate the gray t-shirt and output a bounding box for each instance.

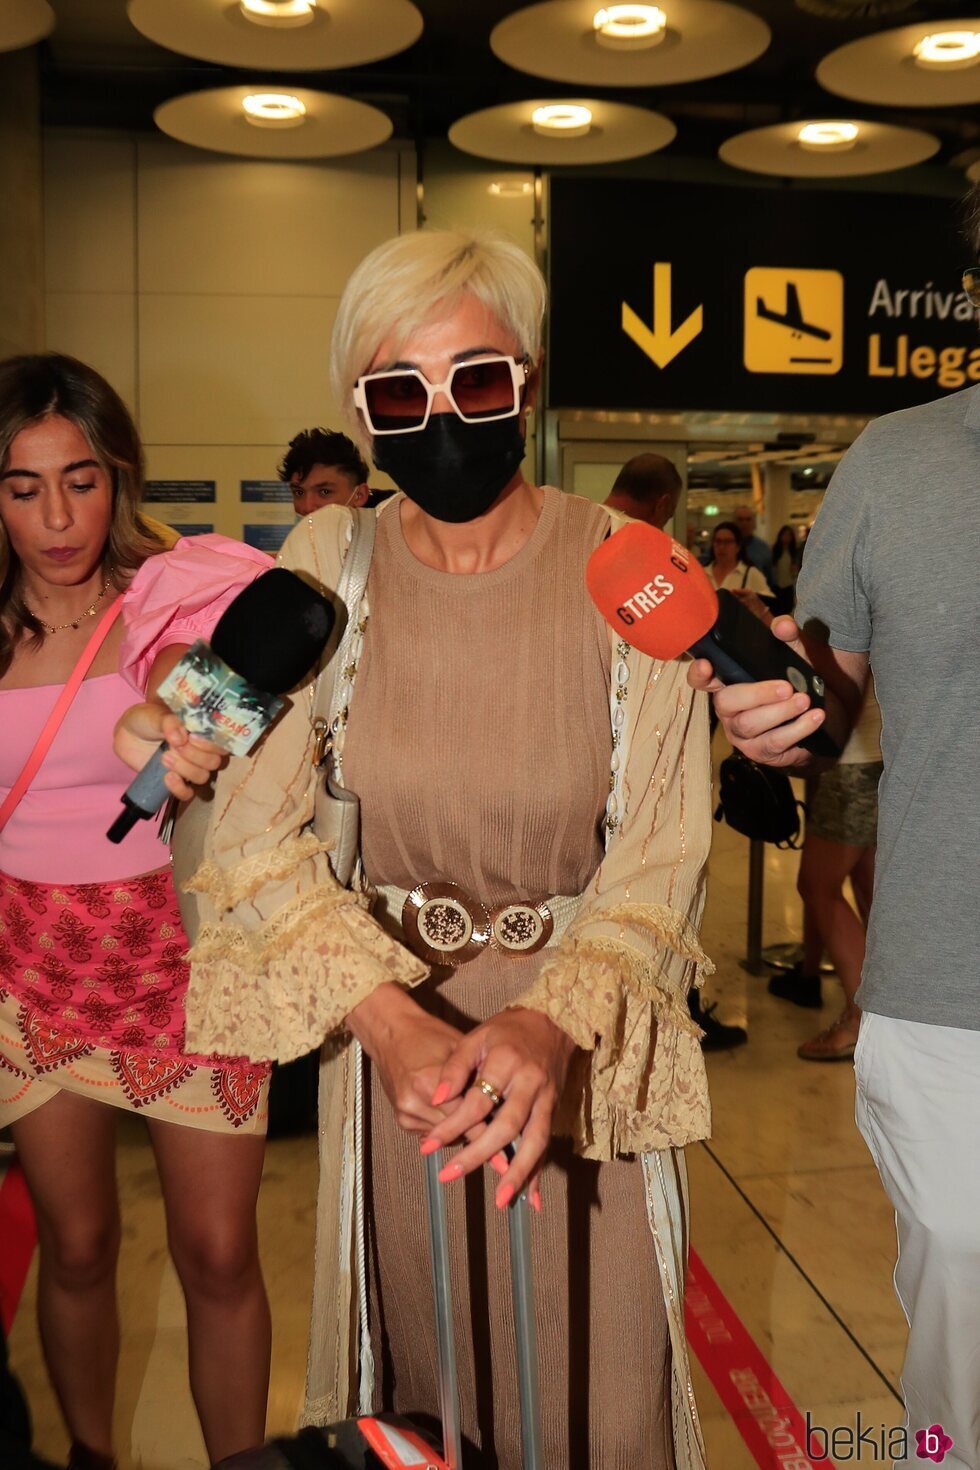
[796,383,980,1031]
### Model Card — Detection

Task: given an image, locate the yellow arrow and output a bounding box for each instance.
[622,263,703,368]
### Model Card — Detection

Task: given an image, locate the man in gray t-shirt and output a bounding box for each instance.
[794,384,980,1033]
[690,187,980,1468]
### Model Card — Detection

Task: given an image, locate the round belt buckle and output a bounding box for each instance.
[402,882,490,967]
[489,900,554,957]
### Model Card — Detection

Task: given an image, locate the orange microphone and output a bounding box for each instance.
[586,521,840,755]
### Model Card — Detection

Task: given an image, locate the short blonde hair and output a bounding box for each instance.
[330,230,546,445]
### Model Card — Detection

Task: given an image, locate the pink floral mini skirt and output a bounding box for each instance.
[0,868,269,1133]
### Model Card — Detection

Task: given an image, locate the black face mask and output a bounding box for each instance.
[371,412,526,524]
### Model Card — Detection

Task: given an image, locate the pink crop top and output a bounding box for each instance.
[0,535,271,884]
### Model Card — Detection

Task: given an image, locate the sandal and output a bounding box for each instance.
[797,1012,861,1062]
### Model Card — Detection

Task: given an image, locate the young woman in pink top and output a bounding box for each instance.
[0,355,273,1470]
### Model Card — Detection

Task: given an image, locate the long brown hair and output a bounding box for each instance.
[0,353,166,675]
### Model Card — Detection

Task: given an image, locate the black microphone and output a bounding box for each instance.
[586,522,841,759]
[107,568,335,843]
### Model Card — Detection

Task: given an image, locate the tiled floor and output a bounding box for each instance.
[6,768,908,1469]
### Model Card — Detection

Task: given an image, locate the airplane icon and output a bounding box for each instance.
[744,267,843,376]
[755,282,832,342]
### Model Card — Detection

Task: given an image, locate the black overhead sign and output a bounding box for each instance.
[548,180,978,416]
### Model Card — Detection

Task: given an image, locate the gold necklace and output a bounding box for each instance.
[24,573,113,635]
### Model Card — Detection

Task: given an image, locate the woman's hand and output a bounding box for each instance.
[419,1007,577,1210]
[347,983,464,1134]
[114,702,228,802]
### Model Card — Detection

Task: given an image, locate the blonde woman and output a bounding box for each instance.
[183,232,714,1469]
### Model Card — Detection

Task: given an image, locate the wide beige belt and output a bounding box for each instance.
[373,880,581,967]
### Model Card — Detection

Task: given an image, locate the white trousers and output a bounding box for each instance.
[855,1011,980,1470]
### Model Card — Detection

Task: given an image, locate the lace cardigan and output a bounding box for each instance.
[180,501,715,1159]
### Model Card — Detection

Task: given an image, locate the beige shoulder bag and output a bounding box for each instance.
[311,507,377,888]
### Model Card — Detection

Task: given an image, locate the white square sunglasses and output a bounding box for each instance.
[353,354,530,435]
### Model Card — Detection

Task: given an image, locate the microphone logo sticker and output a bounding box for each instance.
[156,641,284,757]
[616,573,675,627]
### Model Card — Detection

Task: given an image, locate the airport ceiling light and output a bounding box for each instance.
[531,103,594,136]
[797,121,859,152]
[719,120,940,178]
[488,178,534,197]
[153,86,392,160]
[592,5,667,50]
[242,93,307,127]
[0,0,54,53]
[490,0,770,88]
[817,15,980,106]
[240,0,316,26]
[449,98,675,166]
[128,0,422,71]
[912,30,980,69]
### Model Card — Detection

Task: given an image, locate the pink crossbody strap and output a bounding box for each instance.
[0,597,126,835]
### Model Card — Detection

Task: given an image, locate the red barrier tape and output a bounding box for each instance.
[0,1163,37,1335]
[686,1247,840,1470]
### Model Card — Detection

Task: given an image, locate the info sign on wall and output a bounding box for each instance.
[548,180,978,416]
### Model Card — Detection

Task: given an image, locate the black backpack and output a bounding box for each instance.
[714,752,805,849]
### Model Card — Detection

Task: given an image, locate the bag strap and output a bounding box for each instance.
[312,508,377,789]
[0,596,125,835]
[740,563,750,589]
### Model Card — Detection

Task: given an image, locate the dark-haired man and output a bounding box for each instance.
[279,427,378,516]
[604,451,681,530]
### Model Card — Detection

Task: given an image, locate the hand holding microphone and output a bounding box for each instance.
[108,567,335,842]
[586,522,840,759]
[114,704,228,804]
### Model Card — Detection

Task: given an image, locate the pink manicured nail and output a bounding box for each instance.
[495,1183,515,1210]
[431,1082,451,1106]
[490,1152,508,1175]
[419,1137,440,1156]
[438,1162,462,1183]
[531,1189,542,1213]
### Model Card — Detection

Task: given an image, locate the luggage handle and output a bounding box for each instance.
[423,1149,543,1470]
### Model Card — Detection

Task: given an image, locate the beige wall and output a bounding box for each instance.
[422,141,543,483]
[43,131,416,545]
[0,52,44,359]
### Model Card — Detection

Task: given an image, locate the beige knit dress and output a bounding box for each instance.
[342,488,674,1469]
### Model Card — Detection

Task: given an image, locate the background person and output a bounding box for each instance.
[0,354,272,1470]
[705,520,772,598]
[686,182,980,1470]
[186,230,714,1470]
[769,681,881,1061]
[770,524,801,617]
[733,504,774,588]
[603,450,681,530]
[279,426,387,515]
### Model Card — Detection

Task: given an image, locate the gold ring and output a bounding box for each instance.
[475,1077,504,1108]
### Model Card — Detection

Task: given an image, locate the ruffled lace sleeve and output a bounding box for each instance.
[513,648,715,1159]
[119,533,273,693]
[179,510,427,1065]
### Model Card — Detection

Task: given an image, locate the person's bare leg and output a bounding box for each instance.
[850,845,876,929]
[11,1093,120,1459]
[147,1118,270,1464]
[798,835,867,1013]
[802,901,823,975]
